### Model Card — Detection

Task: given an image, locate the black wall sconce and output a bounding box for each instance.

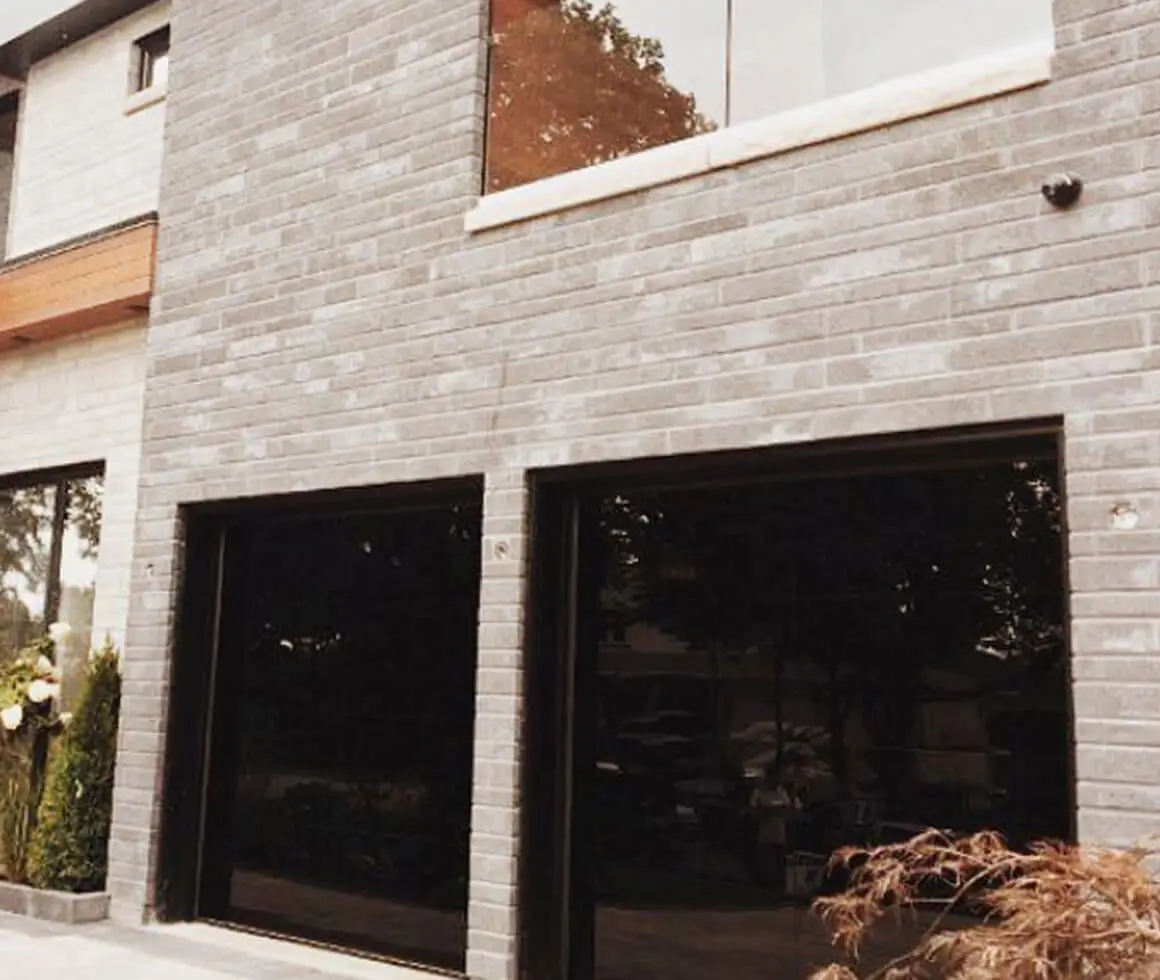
[1041,173,1083,209]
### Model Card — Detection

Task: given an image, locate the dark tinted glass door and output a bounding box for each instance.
[197,500,481,970]
[528,435,1071,980]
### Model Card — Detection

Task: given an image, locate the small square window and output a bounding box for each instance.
[133,26,170,93]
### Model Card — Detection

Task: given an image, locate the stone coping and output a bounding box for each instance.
[0,880,109,925]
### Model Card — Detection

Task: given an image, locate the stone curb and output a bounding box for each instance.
[0,881,110,925]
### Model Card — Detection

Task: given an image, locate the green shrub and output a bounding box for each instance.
[0,736,39,882]
[27,643,121,893]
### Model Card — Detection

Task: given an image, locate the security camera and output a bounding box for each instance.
[1041,173,1083,209]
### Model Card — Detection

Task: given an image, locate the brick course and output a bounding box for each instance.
[113,3,1160,980]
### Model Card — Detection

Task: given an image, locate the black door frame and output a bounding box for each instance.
[518,419,1077,980]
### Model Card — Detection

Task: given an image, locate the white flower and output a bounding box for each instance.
[58,712,73,727]
[27,680,59,704]
[34,655,62,684]
[49,623,72,644]
[1,704,23,731]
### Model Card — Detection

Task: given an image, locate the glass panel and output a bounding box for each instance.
[148,49,170,90]
[821,0,1053,96]
[55,477,103,702]
[203,502,481,970]
[576,453,1068,980]
[485,0,726,193]
[729,0,826,123]
[0,483,57,661]
[730,0,1053,124]
[136,27,171,92]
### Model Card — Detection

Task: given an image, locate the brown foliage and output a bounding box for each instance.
[810,829,1160,980]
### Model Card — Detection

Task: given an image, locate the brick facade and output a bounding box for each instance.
[111,3,1160,980]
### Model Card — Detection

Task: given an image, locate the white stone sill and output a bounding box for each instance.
[124,83,167,116]
[465,40,1054,233]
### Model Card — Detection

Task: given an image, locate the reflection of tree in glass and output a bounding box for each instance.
[65,478,104,562]
[0,487,54,599]
[602,461,1063,679]
[597,458,1068,834]
[487,0,717,192]
[0,595,36,664]
[0,487,54,661]
[0,476,103,664]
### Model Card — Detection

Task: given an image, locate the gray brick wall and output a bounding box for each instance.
[111,2,1160,978]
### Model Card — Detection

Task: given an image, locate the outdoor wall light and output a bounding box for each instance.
[1109,502,1139,531]
[1042,173,1084,209]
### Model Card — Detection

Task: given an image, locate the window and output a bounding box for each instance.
[0,93,16,154]
[0,469,104,699]
[133,26,171,94]
[484,0,1053,194]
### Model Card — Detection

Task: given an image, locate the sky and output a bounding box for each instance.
[0,0,82,51]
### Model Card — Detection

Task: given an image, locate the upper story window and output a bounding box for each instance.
[483,0,1053,195]
[133,25,170,94]
[0,95,15,155]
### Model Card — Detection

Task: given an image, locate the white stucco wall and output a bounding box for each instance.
[0,321,148,658]
[6,0,169,257]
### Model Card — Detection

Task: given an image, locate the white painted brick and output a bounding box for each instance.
[5,2,170,256]
[0,321,148,656]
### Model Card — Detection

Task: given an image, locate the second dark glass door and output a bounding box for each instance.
[529,436,1072,980]
[196,501,481,970]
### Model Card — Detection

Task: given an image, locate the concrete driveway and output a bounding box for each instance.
[0,912,424,979]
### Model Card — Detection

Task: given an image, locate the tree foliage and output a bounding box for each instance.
[27,642,121,893]
[486,0,715,191]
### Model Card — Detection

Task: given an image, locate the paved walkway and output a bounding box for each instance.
[0,913,421,979]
